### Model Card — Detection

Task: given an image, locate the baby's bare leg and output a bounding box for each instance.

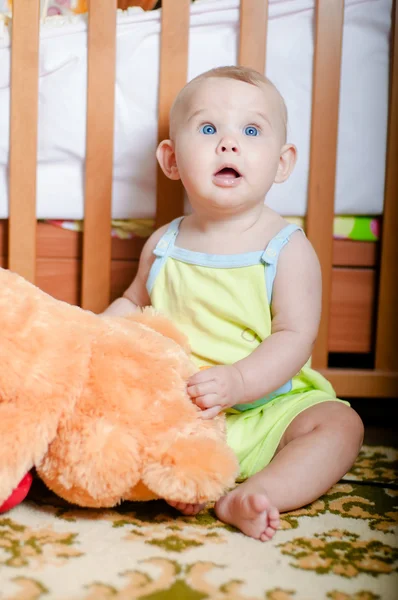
[215,401,364,541]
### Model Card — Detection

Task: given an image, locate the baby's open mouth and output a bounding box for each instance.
[213,167,242,187]
[215,167,241,178]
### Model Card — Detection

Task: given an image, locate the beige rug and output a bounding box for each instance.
[0,444,397,599]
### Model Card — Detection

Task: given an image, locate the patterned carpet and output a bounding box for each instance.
[0,445,397,599]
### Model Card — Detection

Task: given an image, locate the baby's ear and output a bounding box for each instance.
[156,140,180,180]
[275,143,297,184]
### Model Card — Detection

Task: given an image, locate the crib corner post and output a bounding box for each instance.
[375,0,398,374]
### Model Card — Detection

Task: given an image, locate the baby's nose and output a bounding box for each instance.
[216,136,240,154]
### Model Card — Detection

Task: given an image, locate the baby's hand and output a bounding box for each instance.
[187,365,245,419]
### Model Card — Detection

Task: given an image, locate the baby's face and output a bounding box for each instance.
[172,77,288,214]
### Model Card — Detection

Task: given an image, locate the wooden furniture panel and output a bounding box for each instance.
[0,223,379,269]
[35,258,81,305]
[1,223,376,266]
[0,222,146,261]
[0,256,138,307]
[333,240,377,268]
[320,369,398,398]
[1,221,377,354]
[109,260,139,302]
[329,268,376,353]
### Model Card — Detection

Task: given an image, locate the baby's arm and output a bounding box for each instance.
[102,225,168,316]
[234,232,321,400]
[188,232,322,417]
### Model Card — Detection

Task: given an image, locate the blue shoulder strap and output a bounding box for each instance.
[153,216,183,257]
[146,216,183,294]
[261,224,303,304]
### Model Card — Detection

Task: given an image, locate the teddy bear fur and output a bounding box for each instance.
[0,267,239,509]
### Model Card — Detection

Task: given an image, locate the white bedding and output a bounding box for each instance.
[0,0,391,219]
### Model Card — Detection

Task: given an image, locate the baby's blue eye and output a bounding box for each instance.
[200,124,216,135]
[244,126,259,136]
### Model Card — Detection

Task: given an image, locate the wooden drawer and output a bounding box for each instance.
[329,267,376,353]
[0,222,377,354]
[333,240,377,267]
[0,257,138,306]
[1,259,376,354]
[0,221,145,260]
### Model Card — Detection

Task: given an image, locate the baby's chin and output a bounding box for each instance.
[192,193,263,215]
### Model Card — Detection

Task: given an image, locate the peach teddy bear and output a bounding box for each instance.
[0,268,238,511]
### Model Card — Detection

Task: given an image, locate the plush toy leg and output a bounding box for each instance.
[37,415,143,508]
[0,404,61,507]
[0,472,33,513]
[141,434,239,505]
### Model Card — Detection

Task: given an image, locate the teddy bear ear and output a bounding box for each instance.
[0,402,60,507]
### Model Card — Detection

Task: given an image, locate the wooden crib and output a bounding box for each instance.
[2,0,397,399]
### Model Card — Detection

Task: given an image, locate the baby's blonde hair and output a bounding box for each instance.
[170,65,288,141]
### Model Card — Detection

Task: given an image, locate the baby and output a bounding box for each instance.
[104,66,364,541]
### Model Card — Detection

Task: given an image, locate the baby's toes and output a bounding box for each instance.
[184,503,206,515]
[167,500,206,516]
[268,506,280,529]
[168,501,187,512]
[183,504,198,515]
[260,526,278,542]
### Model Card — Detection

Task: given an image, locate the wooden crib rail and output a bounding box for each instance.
[239,0,268,74]
[8,0,40,282]
[5,0,397,397]
[81,0,117,312]
[375,0,398,373]
[155,0,190,228]
[322,0,398,397]
[306,0,344,369]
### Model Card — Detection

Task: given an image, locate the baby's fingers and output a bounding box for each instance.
[187,380,215,399]
[188,368,216,387]
[193,393,220,410]
[198,405,222,420]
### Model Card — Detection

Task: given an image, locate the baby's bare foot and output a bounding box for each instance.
[215,489,280,541]
[167,500,206,516]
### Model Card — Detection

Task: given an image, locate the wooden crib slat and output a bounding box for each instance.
[239,0,268,73]
[156,0,190,227]
[82,0,117,312]
[375,0,398,372]
[8,0,40,282]
[306,0,344,369]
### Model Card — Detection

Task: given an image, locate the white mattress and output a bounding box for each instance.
[0,0,391,219]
